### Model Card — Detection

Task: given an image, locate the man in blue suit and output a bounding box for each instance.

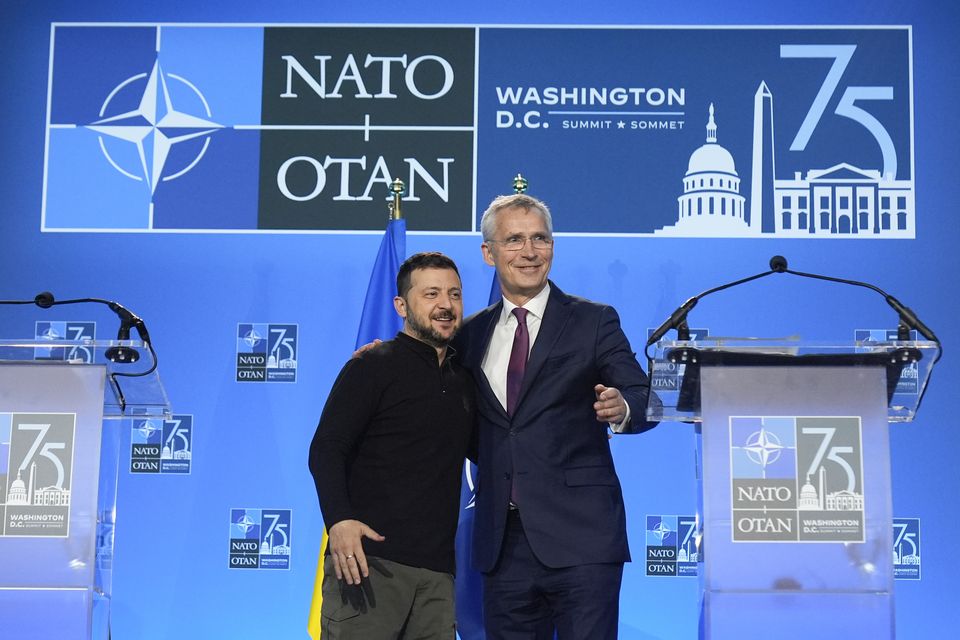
[453,193,657,639]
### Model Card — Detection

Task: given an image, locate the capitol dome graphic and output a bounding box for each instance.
[656,103,748,236]
[7,471,28,505]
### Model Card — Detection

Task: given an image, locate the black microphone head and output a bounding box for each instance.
[769,255,788,273]
[34,292,55,308]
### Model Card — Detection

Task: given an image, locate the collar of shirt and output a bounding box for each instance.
[394,331,452,367]
[498,282,551,333]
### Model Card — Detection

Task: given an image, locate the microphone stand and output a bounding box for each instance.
[0,292,159,412]
[643,256,942,419]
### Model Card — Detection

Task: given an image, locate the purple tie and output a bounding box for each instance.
[506,307,529,416]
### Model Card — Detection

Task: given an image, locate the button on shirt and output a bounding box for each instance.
[480,283,631,431]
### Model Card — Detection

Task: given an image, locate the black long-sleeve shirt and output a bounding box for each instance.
[309,332,476,575]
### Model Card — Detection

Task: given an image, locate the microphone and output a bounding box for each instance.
[774,260,939,345]
[645,256,941,360]
[885,296,937,344]
[646,296,700,347]
[2,292,152,363]
[104,301,151,362]
[0,291,160,412]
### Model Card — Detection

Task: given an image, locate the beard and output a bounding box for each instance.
[406,310,458,349]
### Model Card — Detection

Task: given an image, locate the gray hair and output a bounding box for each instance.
[480,193,554,242]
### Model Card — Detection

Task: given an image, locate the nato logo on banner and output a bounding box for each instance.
[893,517,921,580]
[229,508,292,569]
[0,413,75,537]
[34,321,96,363]
[730,416,864,542]
[130,415,192,474]
[43,25,474,233]
[855,329,920,394]
[236,323,298,382]
[645,514,699,577]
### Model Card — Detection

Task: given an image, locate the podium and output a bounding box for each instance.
[647,337,938,640]
[0,338,170,640]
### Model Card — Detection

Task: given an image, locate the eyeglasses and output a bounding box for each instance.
[487,235,554,251]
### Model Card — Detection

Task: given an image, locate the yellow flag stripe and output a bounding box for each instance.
[306,530,329,640]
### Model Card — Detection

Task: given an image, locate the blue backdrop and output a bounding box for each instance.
[2,1,958,638]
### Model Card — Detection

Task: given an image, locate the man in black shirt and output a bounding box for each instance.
[309,252,475,639]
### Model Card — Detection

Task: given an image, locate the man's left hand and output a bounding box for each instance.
[594,384,627,424]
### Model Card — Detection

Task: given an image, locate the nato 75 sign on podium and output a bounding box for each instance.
[647,338,937,640]
[0,338,169,640]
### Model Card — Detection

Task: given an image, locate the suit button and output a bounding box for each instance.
[503,473,511,480]
[508,430,516,437]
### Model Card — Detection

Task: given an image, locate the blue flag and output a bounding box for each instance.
[454,271,500,640]
[308,218,406,640]
[487,271,502,305]
[355,218,407,349]
[455,462,484,640]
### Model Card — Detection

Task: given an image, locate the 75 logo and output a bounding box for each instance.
[7,413,76,503]
[893,517,921,580]
[783,44,899,178]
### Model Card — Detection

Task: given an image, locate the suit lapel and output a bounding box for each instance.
[515,283,572,413]
[469,302,509,421]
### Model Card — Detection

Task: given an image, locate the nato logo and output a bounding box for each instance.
[130,415,192,474]
[44,25,475,233]
[44,25,260,232]
[730,416,864,543]
[34,321,96,363]
[646,327,709,392]
[229,508,292,570]
[730,417,800,541]
[645,514,699,577]
[236,323,298,382]
[1,413,76,537]
[893,517,921,580]
[855,329,919,394]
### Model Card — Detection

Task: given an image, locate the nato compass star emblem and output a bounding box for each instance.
[242,329,263,348]
[743,428,784,469]
[235,513,257,535]
[137,421,159,440]
[652,520,673,542]
[87,60,222,194]
[39,326,62,340]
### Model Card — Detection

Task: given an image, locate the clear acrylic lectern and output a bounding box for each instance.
[0,338,170,640]
[647,337,937,640]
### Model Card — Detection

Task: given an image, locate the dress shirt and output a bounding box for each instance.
[481,284,550,411]
[481,284,631,431]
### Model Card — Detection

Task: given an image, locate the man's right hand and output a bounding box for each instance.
[352,339,382,359]
[328,519,385,585]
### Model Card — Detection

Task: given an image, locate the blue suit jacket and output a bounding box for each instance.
[454,283,656,572]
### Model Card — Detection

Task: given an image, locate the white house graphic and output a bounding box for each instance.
[656,82,914,238]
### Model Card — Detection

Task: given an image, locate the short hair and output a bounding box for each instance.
[396,252,461,298]
[480,193,554,242]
